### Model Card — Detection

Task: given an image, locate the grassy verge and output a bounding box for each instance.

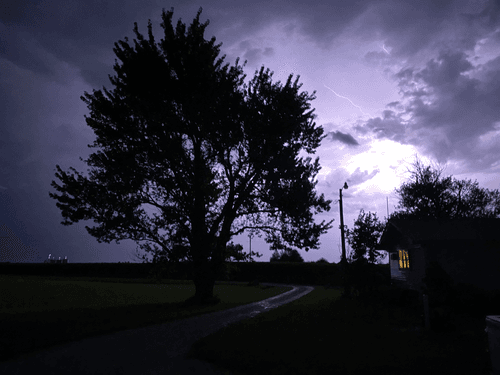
[0,275,291,362]
[188,286,492,375]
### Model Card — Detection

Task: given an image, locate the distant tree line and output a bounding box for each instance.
[270,249,304,262]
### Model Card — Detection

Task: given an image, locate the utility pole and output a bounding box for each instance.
[248,232,253,261]
[339,182,351,298]
[339,182,348,265]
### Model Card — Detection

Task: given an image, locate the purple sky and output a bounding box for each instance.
[1,0,500,264]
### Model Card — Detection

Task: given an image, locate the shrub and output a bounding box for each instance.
[218,262,240,281]
[343,260,388,299]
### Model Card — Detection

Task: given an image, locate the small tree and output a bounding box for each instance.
[316,257,329,264]
[270,249,304,262]
[344,210,386,298]
[225,242,262,262]
[270,251,280,262]
[346,210,386,264]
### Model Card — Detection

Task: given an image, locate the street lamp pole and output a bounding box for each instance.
[248,233,253,261]
[339,182,348,265]
[339,182,351,298]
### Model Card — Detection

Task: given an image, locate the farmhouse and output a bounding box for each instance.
[377,218,500,292]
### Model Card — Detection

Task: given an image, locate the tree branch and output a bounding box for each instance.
[231,225,284,237]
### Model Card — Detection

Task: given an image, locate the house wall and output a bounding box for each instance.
[426,240,500,291]
[389,254,403,284]
[381,220,500,292]
[389,245,426,291]
[388,236,412,288]
[407,246,426,291]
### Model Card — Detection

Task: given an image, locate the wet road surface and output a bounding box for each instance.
[0,283,314,375]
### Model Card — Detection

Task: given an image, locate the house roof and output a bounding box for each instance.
[378,218,500,250]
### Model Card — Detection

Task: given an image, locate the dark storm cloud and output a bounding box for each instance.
[347,167,380,187]
[320,167,379,192]
[364,50,392,67]
[191,0,378,49]
[0,1,285,88]
[359,0,500,59]
[2,0,498,87]
[0,0,160,87]
[354,110,406,142]
[226,0,499,62]
[351,0,500,173]
[317,167,380,215]
[3,0,495,92]
[238,40,275,63]
[357,48,500,170]
[263,47,274,57]
[385,101,403,110]
[329,131,360,146]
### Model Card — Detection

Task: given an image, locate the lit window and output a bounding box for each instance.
[399,250,409,269]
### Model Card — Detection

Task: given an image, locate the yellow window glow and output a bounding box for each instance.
[399,250,409,269]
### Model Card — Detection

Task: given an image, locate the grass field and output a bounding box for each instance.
[188,286,493,375]
[0,274,292,362]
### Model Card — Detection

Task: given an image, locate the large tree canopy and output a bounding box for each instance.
[49,8,332,303]
[392,158,500,219]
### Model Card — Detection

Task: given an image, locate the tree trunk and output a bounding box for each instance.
[186,261,219,305]
[194,267,216,301]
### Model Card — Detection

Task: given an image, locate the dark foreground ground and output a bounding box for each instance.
[0,283,313,375]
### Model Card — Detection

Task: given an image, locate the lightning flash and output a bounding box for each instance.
[382,44,390,55]
[324,84,367,116]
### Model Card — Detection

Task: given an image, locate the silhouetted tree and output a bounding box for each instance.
[346,209,385,264]
[49,8,332,304]
[270,251,280,262]
[269,249,304,262]
[392,157,500,219]
[342,210,386,299]
[225,242,262,262]
[316,257,329,263]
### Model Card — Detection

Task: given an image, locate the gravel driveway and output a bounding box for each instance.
[0,283,315,375]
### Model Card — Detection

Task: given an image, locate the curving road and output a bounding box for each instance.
[0,283,314,375]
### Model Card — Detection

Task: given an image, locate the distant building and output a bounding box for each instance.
[44,254,68,264]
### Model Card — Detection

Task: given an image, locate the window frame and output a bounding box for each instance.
[398,249,410,269]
